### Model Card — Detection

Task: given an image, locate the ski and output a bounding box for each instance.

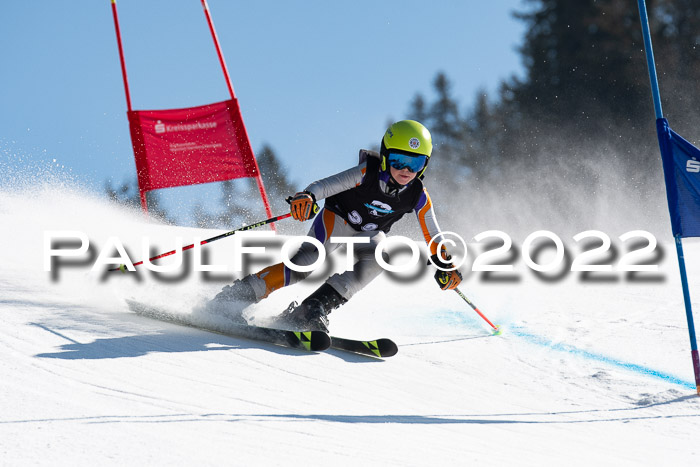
[126,300,331,352]
[330,336,398,358]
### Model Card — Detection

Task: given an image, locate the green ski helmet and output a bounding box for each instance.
[380,120,433,179]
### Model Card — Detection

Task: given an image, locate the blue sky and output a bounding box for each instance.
[1,0,526,224]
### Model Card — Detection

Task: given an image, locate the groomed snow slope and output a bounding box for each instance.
[1,182,699,466]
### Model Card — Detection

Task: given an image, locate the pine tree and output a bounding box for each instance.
[194,143,299,230]
[407,72,477,181]
[254,143,298,214]
[651,0,700,142]
[104,179,173,224]
[465,90,502,180]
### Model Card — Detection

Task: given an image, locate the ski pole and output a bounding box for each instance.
[110,212,293,272]
[454,287,501,335]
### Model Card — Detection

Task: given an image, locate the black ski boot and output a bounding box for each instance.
[278,283,347,333]
[206,279,258,324]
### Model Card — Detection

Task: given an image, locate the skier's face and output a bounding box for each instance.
[390,166,418,185]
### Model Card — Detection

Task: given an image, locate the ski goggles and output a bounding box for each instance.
[387,152,427,173]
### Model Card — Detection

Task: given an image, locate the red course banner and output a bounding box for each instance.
[128,98,258,192]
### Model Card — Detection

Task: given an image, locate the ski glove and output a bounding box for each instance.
[430,251,463,291]
[287,191,319,221]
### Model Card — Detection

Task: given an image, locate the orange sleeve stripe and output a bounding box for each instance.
[357,166,367,186]
[417,192,437,254]
[322,208,335,240]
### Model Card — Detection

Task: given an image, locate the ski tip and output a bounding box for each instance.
[329,336,398,358]
[375,338,399,357]
[360,338,398,358]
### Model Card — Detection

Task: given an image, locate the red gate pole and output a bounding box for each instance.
[200,0,276,231]
[110,0,132,112]
[110,0,149,214]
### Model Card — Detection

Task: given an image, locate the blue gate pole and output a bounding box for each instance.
[636,0,663,119]
[637,0,700,394]
[674,237,700,394]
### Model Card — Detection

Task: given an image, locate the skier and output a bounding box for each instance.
[209,120,463,332]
